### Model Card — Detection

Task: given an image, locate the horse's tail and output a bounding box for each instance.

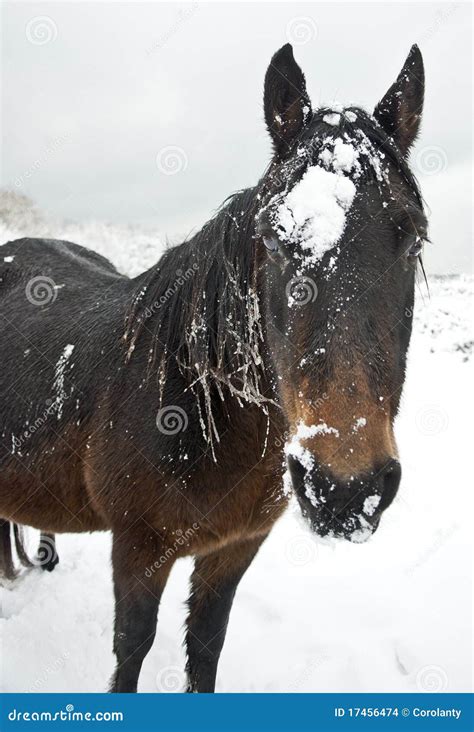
[0,522,58,578]
[0,519,17,578]
[13,524,35,568]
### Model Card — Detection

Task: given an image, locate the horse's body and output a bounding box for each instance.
[0,219,284,536]
[0,43,427,692]
[1,238,128,532]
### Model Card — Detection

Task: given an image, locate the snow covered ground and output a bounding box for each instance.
[0,194,472,693]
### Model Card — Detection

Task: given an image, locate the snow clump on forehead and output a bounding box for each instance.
[275,167,356,265]
[262,111,389,268]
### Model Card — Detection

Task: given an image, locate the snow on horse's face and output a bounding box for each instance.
[258,45,427,542]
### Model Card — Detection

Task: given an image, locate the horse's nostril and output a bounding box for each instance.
[378,459,401,511]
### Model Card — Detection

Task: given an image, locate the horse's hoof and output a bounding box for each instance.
[39,555,59,572]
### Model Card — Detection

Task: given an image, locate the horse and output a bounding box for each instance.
[0,43,427,693]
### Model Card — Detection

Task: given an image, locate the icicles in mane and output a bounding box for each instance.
[176,257,274,461]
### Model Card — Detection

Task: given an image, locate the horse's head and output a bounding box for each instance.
[257,44,427,542]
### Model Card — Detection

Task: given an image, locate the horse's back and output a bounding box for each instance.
[0,237,124,289]
[0,236,130,369]
[0,238,130,532]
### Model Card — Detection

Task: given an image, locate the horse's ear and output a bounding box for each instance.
[373,45,424,157]
[264,43,311,157]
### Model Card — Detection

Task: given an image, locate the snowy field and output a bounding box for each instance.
[0,194,472,693]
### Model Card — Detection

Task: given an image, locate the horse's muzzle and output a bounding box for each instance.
[287,456,401,542]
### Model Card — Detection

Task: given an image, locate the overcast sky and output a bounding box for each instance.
[1,1,472,273]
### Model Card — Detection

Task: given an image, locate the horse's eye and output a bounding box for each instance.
[263,235,279,254]
[407,235,423,258]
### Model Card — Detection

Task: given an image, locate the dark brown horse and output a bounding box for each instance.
[0,44,427,692]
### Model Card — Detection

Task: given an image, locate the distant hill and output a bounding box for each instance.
[0,189,166,277]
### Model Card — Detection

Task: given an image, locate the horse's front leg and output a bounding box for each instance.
[109,528,174,693]
[185,534,267,693]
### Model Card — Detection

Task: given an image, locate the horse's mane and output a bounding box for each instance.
[124,186,270,454]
